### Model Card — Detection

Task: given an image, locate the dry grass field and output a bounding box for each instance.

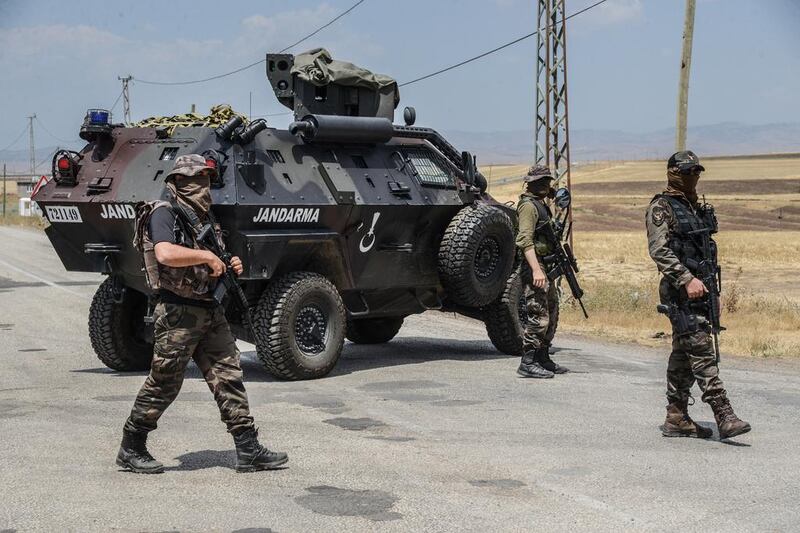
[0,192,48,229]
[482,155,800,358]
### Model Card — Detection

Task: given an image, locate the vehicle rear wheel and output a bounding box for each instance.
[346,317,404,344]
[88,277,154,371]
[253,272,346,380]
[482,267,526,356]
[438,203,515,307]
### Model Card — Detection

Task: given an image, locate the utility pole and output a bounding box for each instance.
[118,76,132,124]
[675,0,696,151]
[535,0,573,246]
[27,114,36,180]
[3,163,7,218]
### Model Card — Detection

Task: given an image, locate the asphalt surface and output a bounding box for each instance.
[0,225,798,533]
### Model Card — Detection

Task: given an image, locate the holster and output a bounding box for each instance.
[658,302,709,337]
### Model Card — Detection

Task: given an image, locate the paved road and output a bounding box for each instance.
[0,226,798,533]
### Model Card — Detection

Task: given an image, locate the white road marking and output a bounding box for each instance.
[0,257,90,300]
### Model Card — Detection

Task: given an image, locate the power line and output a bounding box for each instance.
[253,111,294,119]
[35,116,80,144]
[109,87,124,114]
[399,0,609,87]
[0,126,28,153]
[133,0,367,87]
[277,0,366,53]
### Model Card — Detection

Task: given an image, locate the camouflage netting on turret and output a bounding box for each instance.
[135,104,247,136]
[292,48,400,105]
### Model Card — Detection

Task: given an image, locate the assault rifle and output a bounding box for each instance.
[173,202,252,329]
[195,222,253,329]
[540,218,588,319]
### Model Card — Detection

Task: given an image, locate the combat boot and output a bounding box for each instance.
[708,394,751,439]
[116,430,164,474]
[661,399,712,438]
[537,346,569,374]
[233,427,289,472]
[517,350,554,379]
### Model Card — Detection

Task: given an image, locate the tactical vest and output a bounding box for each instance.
[132,201,216,300]
[651,194,718,276]
[518,195,555,258]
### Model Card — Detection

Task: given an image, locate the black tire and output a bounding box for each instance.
[253,272,346,380]
[346,317,404,344]
[88,277,153,371]
[482,267,526,356]
[438,203,515,307]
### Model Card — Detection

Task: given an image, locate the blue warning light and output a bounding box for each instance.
[87,109,111,125]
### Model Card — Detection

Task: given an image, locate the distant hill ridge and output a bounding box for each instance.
[2,122,799,171]
[443,122,800,165]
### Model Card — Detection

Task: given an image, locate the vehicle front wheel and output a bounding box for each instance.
[88,277,154,371]
[253,272,346,380]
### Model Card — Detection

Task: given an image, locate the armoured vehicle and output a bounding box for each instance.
[35,49,529,380]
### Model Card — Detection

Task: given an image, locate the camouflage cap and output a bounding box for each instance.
[166,154,217,179]
[668,150,705,173]
[523,164,553,182]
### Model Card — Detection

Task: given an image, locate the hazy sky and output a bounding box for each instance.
[1,0,799,151]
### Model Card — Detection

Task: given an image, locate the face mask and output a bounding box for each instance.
[167,174,212,215]
[666,169,700,204]
[526,179,552,198]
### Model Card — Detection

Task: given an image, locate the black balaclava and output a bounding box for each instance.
[526,178,553,199]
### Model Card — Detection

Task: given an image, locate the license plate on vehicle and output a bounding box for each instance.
[45,205,83,223]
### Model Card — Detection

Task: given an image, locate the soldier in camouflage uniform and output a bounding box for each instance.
[646,151,750,440]
[515,165,569,378]
[117,154,288,473]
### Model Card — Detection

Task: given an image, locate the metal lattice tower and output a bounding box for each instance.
[535,0,573,190]
[118,76,132,124]
[534,0,573,243]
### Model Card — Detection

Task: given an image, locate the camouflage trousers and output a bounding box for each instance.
[124,302,254,435]
[522,280,559,354]
[667,320,726,404]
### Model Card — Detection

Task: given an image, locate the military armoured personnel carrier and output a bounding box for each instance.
[35,48,529,380]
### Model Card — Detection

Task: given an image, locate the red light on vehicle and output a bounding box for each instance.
[57,157,71,171]
[205,158,217,169]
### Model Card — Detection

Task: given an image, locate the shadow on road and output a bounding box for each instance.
[237,336,516,382]
[165,449,291,472]
[72,337,573,383]
[165,449,236,471]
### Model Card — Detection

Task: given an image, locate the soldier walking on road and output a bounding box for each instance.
[646,151,750,440]
[515,165,569,378]
[117,154,288,473]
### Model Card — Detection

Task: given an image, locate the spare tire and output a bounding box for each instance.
[438,203,515,307]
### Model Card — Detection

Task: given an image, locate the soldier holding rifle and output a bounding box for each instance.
[646,151,750,440]
[117,154,288,473]
[515,165,581,379]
